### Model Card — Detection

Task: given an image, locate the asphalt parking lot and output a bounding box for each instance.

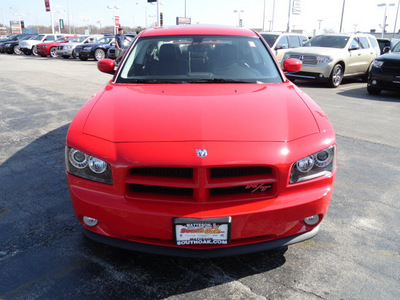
[0,55,399,299]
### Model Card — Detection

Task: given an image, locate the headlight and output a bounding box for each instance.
[316,55,332,63]
[373,60,384,68]
[283,53,291,61]
[290,145,336,184]
[65,147,113,184]
[84,46,92,50]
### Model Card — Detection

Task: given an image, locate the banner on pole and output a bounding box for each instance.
[44,0,51,12]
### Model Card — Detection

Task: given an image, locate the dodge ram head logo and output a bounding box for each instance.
[196,149,208,158]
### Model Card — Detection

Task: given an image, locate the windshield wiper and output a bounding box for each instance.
[127,79,182,83]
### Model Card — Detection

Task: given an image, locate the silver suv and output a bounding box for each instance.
[283,33,379,87]
[260,32,308,64]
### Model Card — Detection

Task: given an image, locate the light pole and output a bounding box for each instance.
[107,5,120,34]
[339,0,346,33]
[317,19,323,32]
[83,18,90,34]
[393,0,400,37]
[378,2,395,38]
[233,9,244,27]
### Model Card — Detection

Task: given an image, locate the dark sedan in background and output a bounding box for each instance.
[368,41,400,94]
[0,34,31,53]
[75,35,114,61]
[4,35,36,55]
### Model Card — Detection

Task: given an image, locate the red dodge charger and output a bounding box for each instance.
[65,26,336,257]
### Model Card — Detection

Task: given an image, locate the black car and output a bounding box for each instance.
[368,42,400,94]
[4,35,36,55]
[0,34,31,53]
[75,35,114,61]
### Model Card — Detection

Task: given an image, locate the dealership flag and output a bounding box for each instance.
[44,0,50,12]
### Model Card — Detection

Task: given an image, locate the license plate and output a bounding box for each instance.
[173,217,231,245]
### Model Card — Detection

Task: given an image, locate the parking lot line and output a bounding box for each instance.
[337,83,366,91]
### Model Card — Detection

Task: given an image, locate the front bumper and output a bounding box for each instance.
[368,69,400,91]
[285,61,333,81]
[56,49,73,56]
[84,224,321,258]
[67,171,334,257]
[78,51,93,58]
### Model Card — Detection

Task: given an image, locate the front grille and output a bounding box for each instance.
[288,54,318,65]
[57,45,63,50]
[382,61,400,74]
[125,166,278,203]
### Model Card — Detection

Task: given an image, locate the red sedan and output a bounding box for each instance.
[66,26,336,257]
[37,36,76,58]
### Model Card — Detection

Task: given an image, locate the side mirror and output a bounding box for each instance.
[283,58,302,72]
[98,59,115,74]
[382,46,391,54]
[275,45,287,50]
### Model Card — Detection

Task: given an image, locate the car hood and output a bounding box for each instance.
[378,52,400,60]
[78,42,111,48]
[82,82,319,142]
[287,47,344,56]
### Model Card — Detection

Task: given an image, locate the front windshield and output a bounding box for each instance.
[21,35,33,41]
[69,36,88,43]
[261,34,279,47]
[304,35,349,48]
[97,36,113,44]
[55,37,66,42]
[33,35,45,41]
[393,42,400,52]
[118,35,281,84]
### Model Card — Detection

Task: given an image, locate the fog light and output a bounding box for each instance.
[83,216,99,227]
[372,80,377,85]
[303,215,320,226]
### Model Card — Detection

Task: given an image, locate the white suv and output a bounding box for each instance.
[283,33,380,87]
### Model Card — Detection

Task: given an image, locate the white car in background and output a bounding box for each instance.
[19,34,64,56]
[260,32,308,64]
[55,35,103,59]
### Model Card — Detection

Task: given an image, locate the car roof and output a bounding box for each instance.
[260,32,306,36]
[140,25,258,37]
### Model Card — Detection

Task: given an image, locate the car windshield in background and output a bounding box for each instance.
[304,35,349,48]
[55,37,65,42]
[33,35,45,41]
[97,37,113,44]
[70,36,88,43]
[118,35,281,84]
[393,42,400,52]
[260,34,279,47]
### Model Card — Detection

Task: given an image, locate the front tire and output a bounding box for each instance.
[32,47,39,56]
[13,45,22,55]
[329,64,343,88]
[94,48,106,61]
[367,86,381,95]
[49,47,57,58]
